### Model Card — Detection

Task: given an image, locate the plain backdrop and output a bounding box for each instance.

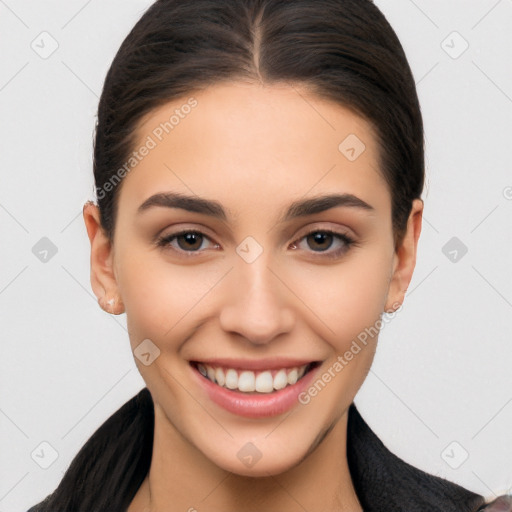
[1,0,511,510]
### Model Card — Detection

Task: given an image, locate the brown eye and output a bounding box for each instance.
[176,232,204,251]
[291,229,355,259]
[306,231,335,251]
[156,230,218,254]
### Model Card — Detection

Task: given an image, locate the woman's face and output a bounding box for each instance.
[85,82,422,476]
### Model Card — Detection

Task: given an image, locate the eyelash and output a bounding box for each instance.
[156,228,356,260]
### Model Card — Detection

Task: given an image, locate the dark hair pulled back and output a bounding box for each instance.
[94,0,424,249]
[32,1,429,510]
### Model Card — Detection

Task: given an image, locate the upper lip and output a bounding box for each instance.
[190,357,321,371]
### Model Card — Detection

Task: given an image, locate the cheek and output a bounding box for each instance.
[117,247,228,345]
[286,248,393,350]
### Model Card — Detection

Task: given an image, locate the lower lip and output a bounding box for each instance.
[190,363,320,418]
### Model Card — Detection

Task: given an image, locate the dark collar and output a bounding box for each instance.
[26,391,509,512]
[347,402,488,511]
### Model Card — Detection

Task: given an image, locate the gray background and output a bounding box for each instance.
[1,0,511,510]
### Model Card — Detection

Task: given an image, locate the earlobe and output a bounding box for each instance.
[83,201,125,315]
[384,199,423,313]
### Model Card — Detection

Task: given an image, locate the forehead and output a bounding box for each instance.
[119,81,389,219]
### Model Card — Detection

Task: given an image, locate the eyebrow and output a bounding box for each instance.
[137,191,375,223]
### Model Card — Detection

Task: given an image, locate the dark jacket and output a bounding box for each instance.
[27,387,511,511]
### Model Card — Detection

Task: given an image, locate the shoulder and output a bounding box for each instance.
[26,504,44,512]
[347,403,494,512]
[477,495,512,511]
[25,493,53,512]
[25,388,153,512]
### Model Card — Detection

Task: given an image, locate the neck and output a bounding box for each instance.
[128,404,363,512]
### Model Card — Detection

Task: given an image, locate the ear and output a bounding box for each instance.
[83,201,124,314]
[384,198,423,312]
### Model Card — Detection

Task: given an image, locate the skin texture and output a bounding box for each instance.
[83,82,423,511]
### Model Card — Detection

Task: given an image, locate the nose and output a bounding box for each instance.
[218,255,295,345]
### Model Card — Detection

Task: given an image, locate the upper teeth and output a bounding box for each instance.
[196,363,309,393]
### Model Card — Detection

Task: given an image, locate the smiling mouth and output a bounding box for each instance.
[190,361,321,394]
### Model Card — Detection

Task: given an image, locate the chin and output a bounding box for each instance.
[211,451,305,478]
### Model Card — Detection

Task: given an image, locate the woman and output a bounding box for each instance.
[27,0,511,510]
